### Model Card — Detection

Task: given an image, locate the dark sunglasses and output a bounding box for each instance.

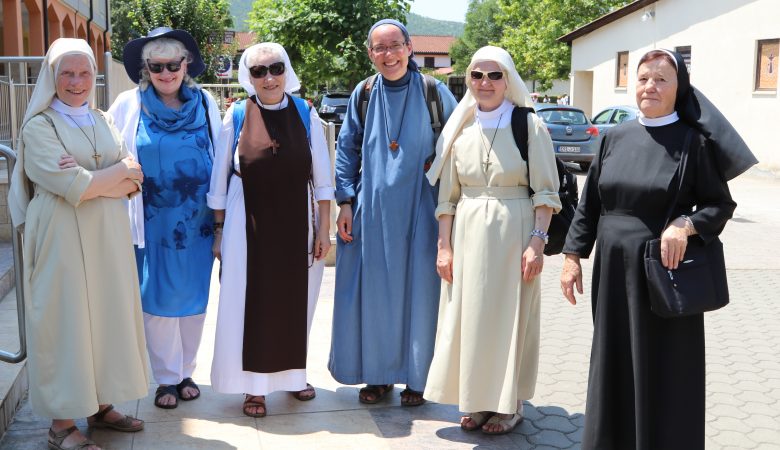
[470,70,504,81]
[248,62,285,78]
[146,58,185,74]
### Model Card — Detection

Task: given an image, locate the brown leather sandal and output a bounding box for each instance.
[358,384,394,404]
[400,388,426,407]
[243,394,267,417]
[290,383,316,401]
[87,404,144,432]
[48,426,98,450]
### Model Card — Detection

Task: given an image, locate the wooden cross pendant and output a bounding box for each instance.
[92,153,101,167]
[389,140,399,151]
[270,139,281,156]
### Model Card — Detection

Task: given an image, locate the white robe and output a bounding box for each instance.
[207,97,334,394]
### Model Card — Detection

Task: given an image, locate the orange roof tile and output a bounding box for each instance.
[236,32,257,50]
[410,35,457,55]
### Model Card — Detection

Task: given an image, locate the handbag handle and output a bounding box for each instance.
[660,128,695,232]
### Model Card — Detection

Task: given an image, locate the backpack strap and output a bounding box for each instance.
[422,74,443,142]
[358,74,378,128]
[290,95,311,139]
[511,106,535,163]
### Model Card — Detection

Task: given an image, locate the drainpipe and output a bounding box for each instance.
[103,0,110,53]
[87,0,94,44]
[43,0,49,52]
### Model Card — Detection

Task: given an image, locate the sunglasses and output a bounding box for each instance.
[146,58,185,74]
[248,62,285,78]
[470,70,504,81]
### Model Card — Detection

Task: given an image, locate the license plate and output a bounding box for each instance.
[558,146,580,153]
[338,113,345,120]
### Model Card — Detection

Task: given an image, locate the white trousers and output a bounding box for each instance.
[143,312,206,385]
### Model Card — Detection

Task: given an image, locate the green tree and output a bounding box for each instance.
[496,0,629,90]
[449,0,502,74]
[110,0,234,82]
[248,0,410,93]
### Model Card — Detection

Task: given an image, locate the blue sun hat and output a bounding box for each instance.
[122,27,206,84]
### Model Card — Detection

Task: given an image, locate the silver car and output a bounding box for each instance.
[535,104,600,171]
[592,105,640,137]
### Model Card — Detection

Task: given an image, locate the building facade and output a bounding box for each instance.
[560,0,778,170]
[410,35,456,74]
[1,0,110,69]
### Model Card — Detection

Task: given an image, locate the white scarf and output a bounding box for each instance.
[426,46,536,184]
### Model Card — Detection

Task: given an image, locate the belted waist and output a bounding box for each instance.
[460,186,529,200]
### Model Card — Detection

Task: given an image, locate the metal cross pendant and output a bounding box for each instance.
[389,140,399,151]
[92,153,101,167]
[483,159,492,171]
[270,139,281,156]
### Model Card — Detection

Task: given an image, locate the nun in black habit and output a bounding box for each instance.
[560,49,757,450]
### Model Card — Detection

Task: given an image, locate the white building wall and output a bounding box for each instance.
[569,0,779,171]
[412,55,452,68]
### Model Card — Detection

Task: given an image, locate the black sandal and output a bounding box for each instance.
[154,385,179,409]
[358,384,394,404]
[176,377,201,401]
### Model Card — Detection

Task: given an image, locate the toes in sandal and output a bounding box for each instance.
[88,404,144,432]
[358,384,394,404]
[400,388,426,407]
[154,385,179,409]
[460,411,493,431]
[243,394,267,418]
[481,412,523,435]
[176,377,201,401]
[291,383,316,401]
[48,426,98,450]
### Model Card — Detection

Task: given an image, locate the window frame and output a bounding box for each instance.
[755,38,779,92]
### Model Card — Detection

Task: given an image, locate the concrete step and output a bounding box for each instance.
[0,287,27,440]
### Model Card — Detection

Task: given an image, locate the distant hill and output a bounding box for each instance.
[230,0,253,31]
[406,13,464,37]
[228,2,464,37]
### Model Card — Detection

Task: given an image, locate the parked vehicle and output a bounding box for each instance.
[317,92,350,124]
[535,104,600,171]
[591,105,640,136]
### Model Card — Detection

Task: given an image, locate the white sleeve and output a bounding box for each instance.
[309,107,335,201]
[207,104,236,210]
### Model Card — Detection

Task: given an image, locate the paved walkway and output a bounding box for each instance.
[1,170,779,449]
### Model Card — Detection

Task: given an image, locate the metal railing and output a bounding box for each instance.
[0,145,27,364]
[199,83,246,115]
[1,56,110,151]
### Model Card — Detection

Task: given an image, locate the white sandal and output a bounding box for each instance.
[460,411,493,431]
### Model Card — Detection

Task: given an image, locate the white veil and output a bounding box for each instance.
[238,42,301,96]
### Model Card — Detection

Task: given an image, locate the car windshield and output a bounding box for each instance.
[321,94,349,106]
[538,109,589,125]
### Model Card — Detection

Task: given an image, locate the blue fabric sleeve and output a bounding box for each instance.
[335,86,365,203]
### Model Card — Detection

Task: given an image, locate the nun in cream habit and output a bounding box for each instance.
[8,38,148,449]
[424,46,561,435]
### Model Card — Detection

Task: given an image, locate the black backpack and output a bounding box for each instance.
[510,106,579,256]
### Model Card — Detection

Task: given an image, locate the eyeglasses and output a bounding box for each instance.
[470,70,504,81]
[248,62,285,78]
[369,42,407,55]
[146,58,185,74]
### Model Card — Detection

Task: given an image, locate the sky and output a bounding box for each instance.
[410,0,470,23]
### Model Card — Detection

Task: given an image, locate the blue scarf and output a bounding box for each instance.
[140,84,207,133]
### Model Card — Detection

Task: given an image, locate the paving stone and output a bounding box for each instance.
[747,428,780,447]
[712,430,758,448]
[527,429,574,448]
[533,415,578,433]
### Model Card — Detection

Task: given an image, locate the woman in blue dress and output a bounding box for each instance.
[108,27,222,409]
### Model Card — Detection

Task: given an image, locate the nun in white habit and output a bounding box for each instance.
[424,46,560,435]
[207,42,334,418]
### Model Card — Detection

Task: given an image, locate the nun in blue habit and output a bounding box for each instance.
[329,19,458,405]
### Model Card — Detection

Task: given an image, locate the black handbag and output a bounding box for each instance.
[643,130,729,318]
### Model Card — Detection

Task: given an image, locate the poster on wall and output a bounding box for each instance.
[756,39,778,91]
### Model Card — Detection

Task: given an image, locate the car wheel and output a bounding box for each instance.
[579,162,591,172]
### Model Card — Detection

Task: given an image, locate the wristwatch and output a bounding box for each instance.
[530,229,549,244]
